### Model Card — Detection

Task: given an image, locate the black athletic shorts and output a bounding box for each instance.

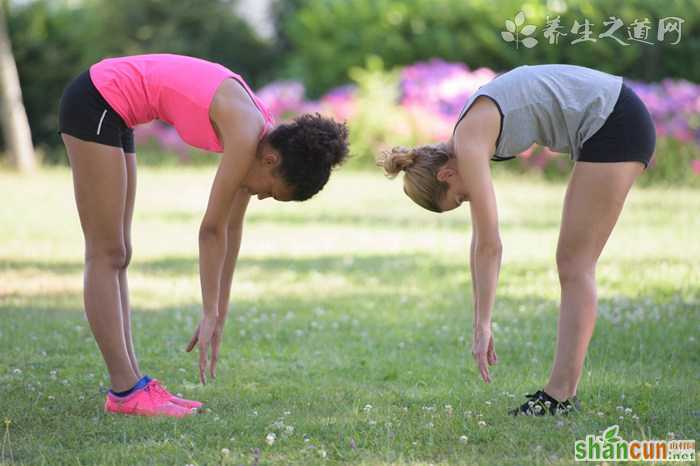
[58,70,135,153]
[579,82,656,168]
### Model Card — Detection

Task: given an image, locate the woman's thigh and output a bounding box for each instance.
[63,134,128,258]
[557,161,643,269]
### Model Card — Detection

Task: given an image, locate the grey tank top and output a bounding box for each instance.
[455,64,623,161]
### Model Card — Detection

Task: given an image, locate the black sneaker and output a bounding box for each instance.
[509,390,580,416]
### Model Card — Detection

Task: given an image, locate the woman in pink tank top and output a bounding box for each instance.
[58,54,348,417]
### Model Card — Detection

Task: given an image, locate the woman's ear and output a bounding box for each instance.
[436,166,456,183]
[262,150,281,168]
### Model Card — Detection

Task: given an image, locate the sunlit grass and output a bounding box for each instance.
[0,167,698,465]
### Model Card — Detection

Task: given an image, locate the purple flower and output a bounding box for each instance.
[691,159,700,175]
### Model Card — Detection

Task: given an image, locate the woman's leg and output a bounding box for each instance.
[543,161,644,402]
[119,152,140,377]
[63,134,139,392]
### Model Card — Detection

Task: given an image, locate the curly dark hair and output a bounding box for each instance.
[266,113,349,201]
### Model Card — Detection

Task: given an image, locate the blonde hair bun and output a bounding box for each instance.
[376,146,417,178]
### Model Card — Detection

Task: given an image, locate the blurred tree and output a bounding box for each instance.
[85,0,277,86]
[0,0,36,172]
[5,0,279,160]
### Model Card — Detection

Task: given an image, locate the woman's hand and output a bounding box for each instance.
[186,312,223,384]
[472,323,498,383]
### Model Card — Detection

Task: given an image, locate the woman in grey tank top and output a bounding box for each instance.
[378,64,656,416]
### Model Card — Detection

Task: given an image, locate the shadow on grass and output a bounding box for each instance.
[147,208,565,231]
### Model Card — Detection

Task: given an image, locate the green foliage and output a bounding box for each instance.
[344,56,418,168]
[639,137,700,187]
[278,0,700,96]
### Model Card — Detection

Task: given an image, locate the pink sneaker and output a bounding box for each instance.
[104,381,195,418]
[149,379,204,410]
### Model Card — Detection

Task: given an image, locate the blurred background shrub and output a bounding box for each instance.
[3,0,699,184]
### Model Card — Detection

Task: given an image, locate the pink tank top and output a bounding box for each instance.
[89,54,274,152]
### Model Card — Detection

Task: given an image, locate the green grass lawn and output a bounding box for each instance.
[1,167,698,465]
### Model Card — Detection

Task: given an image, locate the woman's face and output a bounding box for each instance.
[241,152,295,202]
[435,162,468,212]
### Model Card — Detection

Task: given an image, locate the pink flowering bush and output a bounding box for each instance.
[135,59,700,184]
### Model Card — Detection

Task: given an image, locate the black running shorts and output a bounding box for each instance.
[579,82,656,168]
[58,70,135,154]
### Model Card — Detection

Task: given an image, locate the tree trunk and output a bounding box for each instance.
[0,1,36,173]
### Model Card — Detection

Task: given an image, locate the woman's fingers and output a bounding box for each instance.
[487,337,498,365]
[186,324,200,352]
[199,341,208,385]
[210,332,220,380]
[477,352,491,383]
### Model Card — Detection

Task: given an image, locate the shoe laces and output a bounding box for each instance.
[146,380,172,402]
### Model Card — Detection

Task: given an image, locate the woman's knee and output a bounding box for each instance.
[123,241,132,269]
[85,242,129,270]
[556,247,595,284]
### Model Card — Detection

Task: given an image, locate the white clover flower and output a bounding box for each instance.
[619,416,624,420]
[668,432,675,440]
[478,421,486,427]
[426,422,434,429]
[624,408,633,415]
[12,368,21,375]
[303,435,311,443]
[444,404,453,415]
[284,411,291,416]
[363,404,372,413]
[318,449,327,458]
[272,420,285,430]
[368,420,377,426]
[285,425,294,436]
[459,435,468,444]
[597,412,604,417]
[265,432,276,445]
[221,448,230,456]
[544,401,551,408]
[534,404,543,413]
[48,395,55,400]
[616,406,624,412]
[556,420,565,428]
[632,415,639,421]
[485,401,492,406]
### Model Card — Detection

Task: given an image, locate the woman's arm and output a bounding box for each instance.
[453,96,502,383]
[217,190,250,327]
[192,82,264,383]
[464,158,502,383]
[470,232,478,342]
[187,190,251,379]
